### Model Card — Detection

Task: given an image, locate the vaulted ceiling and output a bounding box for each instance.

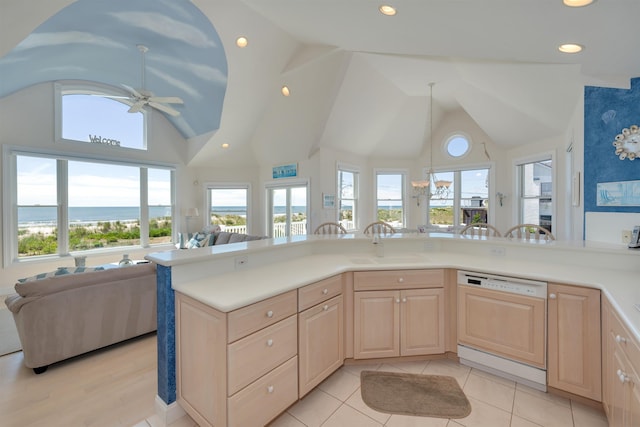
[2,0,639,166]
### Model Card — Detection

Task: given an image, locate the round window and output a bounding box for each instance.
[445,135,470,158]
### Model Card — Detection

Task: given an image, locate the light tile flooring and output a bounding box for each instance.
[1,332,609,427]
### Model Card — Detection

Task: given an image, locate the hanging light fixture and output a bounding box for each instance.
[416,82,451,203]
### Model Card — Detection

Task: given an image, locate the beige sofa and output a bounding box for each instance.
[4,263,157,374]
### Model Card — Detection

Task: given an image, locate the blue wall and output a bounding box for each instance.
[584,77,640,214]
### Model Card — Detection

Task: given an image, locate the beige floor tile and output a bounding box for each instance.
[287,388,341,427]
[377,363,410,374]
[512,389,574,427]
[515,383,571,408]
[455,397,511,427]
[268,411,307,427]
[386,414,450,426]
[321,404,383,427]
[318,367,361,401]
[463,371,515,412]
[447,422,465,427]
[385,359,430,374]
[509,415,543,427]
[571,401,608,427]
[422,359,471,388]
[342,362,382,377]
[344,386,391,424]
[468,368,516,389]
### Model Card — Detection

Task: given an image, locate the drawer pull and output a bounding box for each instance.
[267,385,274,393]
[396,298,400,303]
[322,288,329,294]
[615,335,627,344]
[402,297,407,303]
[549,293,556,299]
[266,339,274,347]
[618,370,630,384]
[266,310,274,318]
[323,304,329,311]
[398,277,404,283]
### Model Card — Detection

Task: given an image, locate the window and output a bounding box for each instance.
[207,186,249,234]
[266,183,308,237]
[375,172,406,228]
[445,134,470,158]
[427,168,490,229]
[7,150,174,262]
[517,158,553,232]
[56,83,147,150]
[337,166,359,231]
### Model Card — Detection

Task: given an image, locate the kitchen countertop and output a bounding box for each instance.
[147,233,640,342]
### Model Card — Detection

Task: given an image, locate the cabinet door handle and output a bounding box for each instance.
[549,293,556,299]
[322,288,329,294]
[615,335,627,344]
[619,371,630,384]
[402,297,407,303]
[267,385,274,393]
[266,310,274,318]
[396,298,400,303]
[266,339,274,347]
[323,304,329,311]
[398,277,404,283]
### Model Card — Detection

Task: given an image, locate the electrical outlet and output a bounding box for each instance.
[489,246,506,256]
[234,255,248,269]
[622,230,632,244]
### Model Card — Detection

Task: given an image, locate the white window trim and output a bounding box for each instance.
[513,151,556,231]
[204,182,252,234]
[3,145,175,266]
[336,162,360,231]
[374,168,408,227]
[264,178,310,237]
[442,131,473,159]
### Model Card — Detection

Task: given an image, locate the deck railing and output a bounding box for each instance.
[221,221,308,237]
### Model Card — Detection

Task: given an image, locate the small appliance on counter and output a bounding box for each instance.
[629,225,640,249]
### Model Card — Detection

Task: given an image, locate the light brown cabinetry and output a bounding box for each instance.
[603,297,640,426]
[176,290,298,427]
[353,270,445,359]
[547,283,601,401]
[298,274,344,397]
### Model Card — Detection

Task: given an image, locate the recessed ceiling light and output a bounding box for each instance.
[558,43,584,53]
[221,143,229,149]
[379,5,397,16]
[563,0,595,7]
[281,86,290,96]
[236,37,248,48]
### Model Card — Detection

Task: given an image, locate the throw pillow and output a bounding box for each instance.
[18,266,106,283]
[187,232,212,248]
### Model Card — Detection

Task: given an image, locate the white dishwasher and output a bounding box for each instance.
[457,270,548,391]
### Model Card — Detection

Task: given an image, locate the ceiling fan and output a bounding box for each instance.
[104,44,184,117]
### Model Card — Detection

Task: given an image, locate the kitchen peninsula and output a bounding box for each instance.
[146,233,640,426]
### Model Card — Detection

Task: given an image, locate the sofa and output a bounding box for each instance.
[4,263,157,374]
[178,229,267,249]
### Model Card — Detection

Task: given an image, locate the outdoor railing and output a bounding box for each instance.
[220,221,307,237]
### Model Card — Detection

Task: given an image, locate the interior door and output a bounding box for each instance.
[267,184,307,237]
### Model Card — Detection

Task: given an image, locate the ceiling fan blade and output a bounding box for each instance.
[128,101,146,114]
[148,96,183,104]
[121,84,143,99]
[148,101,181,117]
[91,94,131,100]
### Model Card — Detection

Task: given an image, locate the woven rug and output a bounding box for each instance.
[360,370,471,419]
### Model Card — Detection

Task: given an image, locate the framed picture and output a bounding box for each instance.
[272,163,298,179]
[323,193,335,209]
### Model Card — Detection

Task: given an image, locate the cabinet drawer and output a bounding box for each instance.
[227,315,297,395]
[298,274,342,311]
[611,309,640,371]
[227,356,298,427]
[228,290,297,342]
[354,269,444,291]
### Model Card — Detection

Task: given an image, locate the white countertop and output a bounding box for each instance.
[147,233,640,342]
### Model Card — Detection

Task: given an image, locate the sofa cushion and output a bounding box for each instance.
[17,266,106,283]
[213,231,232,245]
[187,232,213,248]
[228,233,249,243]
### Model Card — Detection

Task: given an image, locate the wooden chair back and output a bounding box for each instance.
[313,222,347,235]
[504,224,555,241]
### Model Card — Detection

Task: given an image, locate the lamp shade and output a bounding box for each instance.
[184,207,199,217]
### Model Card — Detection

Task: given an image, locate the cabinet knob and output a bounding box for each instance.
[267,385,274,393]
[619,371,630,384]
[266,339,274,347]
[615,335,627,344]
[398,277,404,283]
[266,310,274,318]
[396,298,400,303]
[322,288,329,294]
[402,297,407,303]
[549,293,556,299]
[323,304,329,311]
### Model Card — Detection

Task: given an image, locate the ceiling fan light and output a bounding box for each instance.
[558,43,583,53]
[563,0,595,7]
[281,85,290,96]
[236,36,248,48]
[379,5,397,16]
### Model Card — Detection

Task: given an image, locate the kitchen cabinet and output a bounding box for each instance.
[353,270,445,359]
[547,283,601,401]
[176,290,298,427]
[603,297,640,426]
[298,274,344,397]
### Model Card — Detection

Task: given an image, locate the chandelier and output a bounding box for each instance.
[412,82,451,206]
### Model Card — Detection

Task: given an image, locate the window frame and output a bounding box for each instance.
[514,153,555,233]
[3,146,176,266]
[337,162,359,231]
[205,183,251,234]
[423,164,493,229]
[265,178,310,238]
[54,82,148,151]
[374,169,408,228]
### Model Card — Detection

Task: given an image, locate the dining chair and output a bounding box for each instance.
[504,224,555,241]
[459,223,502,237]
[363,221,396,236]
[313,222,347,235]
